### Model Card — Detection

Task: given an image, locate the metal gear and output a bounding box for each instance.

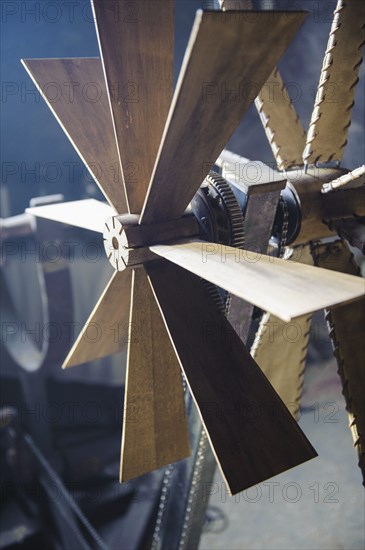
[204,171,245,249]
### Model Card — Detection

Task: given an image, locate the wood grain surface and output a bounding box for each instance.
[120,267,190,481]
[314,240,365,484]
[251,246,315,420]
[147,260,317,495]
[63,270,132,368]
[22,58,128,213]
[255,68,307,170]
[141,10,306,223]
[26,199,114,233]
[150,240,365,321]
[304,0,365,164]
[92,0,174,213]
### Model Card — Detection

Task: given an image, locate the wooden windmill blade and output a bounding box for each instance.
[21,58,127,214]
[150,240,365,322]
[255,68,307,170]
[303,0,365,165]
[120,267,190,481]
[146,260,317,495]
[250,246,314,420]
[91,0,174,214]
[62,270,132,369]
[140,9,307,224]
[220,0,306,171]
[26,199,114,233]
[313,240,365,485]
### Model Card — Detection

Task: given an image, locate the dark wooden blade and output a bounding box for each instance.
[150,240,365,322]
[140,10,306,224]
[255,68,306,170]
[221,2,306,170]
[314,240,365,485]
[26,199,114,233]
[22,58,128,214]
[120,267,190,481]
[92,0,174,214]
[63,270,132,369]
[303,0,365,164]
[146,260,317,495]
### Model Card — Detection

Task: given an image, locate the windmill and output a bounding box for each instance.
[22,0,364,497]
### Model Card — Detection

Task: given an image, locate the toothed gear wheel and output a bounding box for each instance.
[205,171,245,249]
[191,171,245,249]
[190,171,246,315]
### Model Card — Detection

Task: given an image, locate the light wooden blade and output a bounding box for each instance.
[303,0,365,165]
[92,0,174,214]
[62,270,132,368]
[120,267,190,481]
[314,240,365,484]
[251,246,315,420]
[146,260,317,495]
[150,240,365,322]
[255,69,306,170]
[252,312,312,419]
[22,58,128,214]
[26,199,114,233]
[140,10,306,224]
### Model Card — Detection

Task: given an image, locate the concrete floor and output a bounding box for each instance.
[199,353,365,550]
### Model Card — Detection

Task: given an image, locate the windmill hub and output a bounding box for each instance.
[283,166,365,246]
[103,170,246,272]
[103,213,200,271]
